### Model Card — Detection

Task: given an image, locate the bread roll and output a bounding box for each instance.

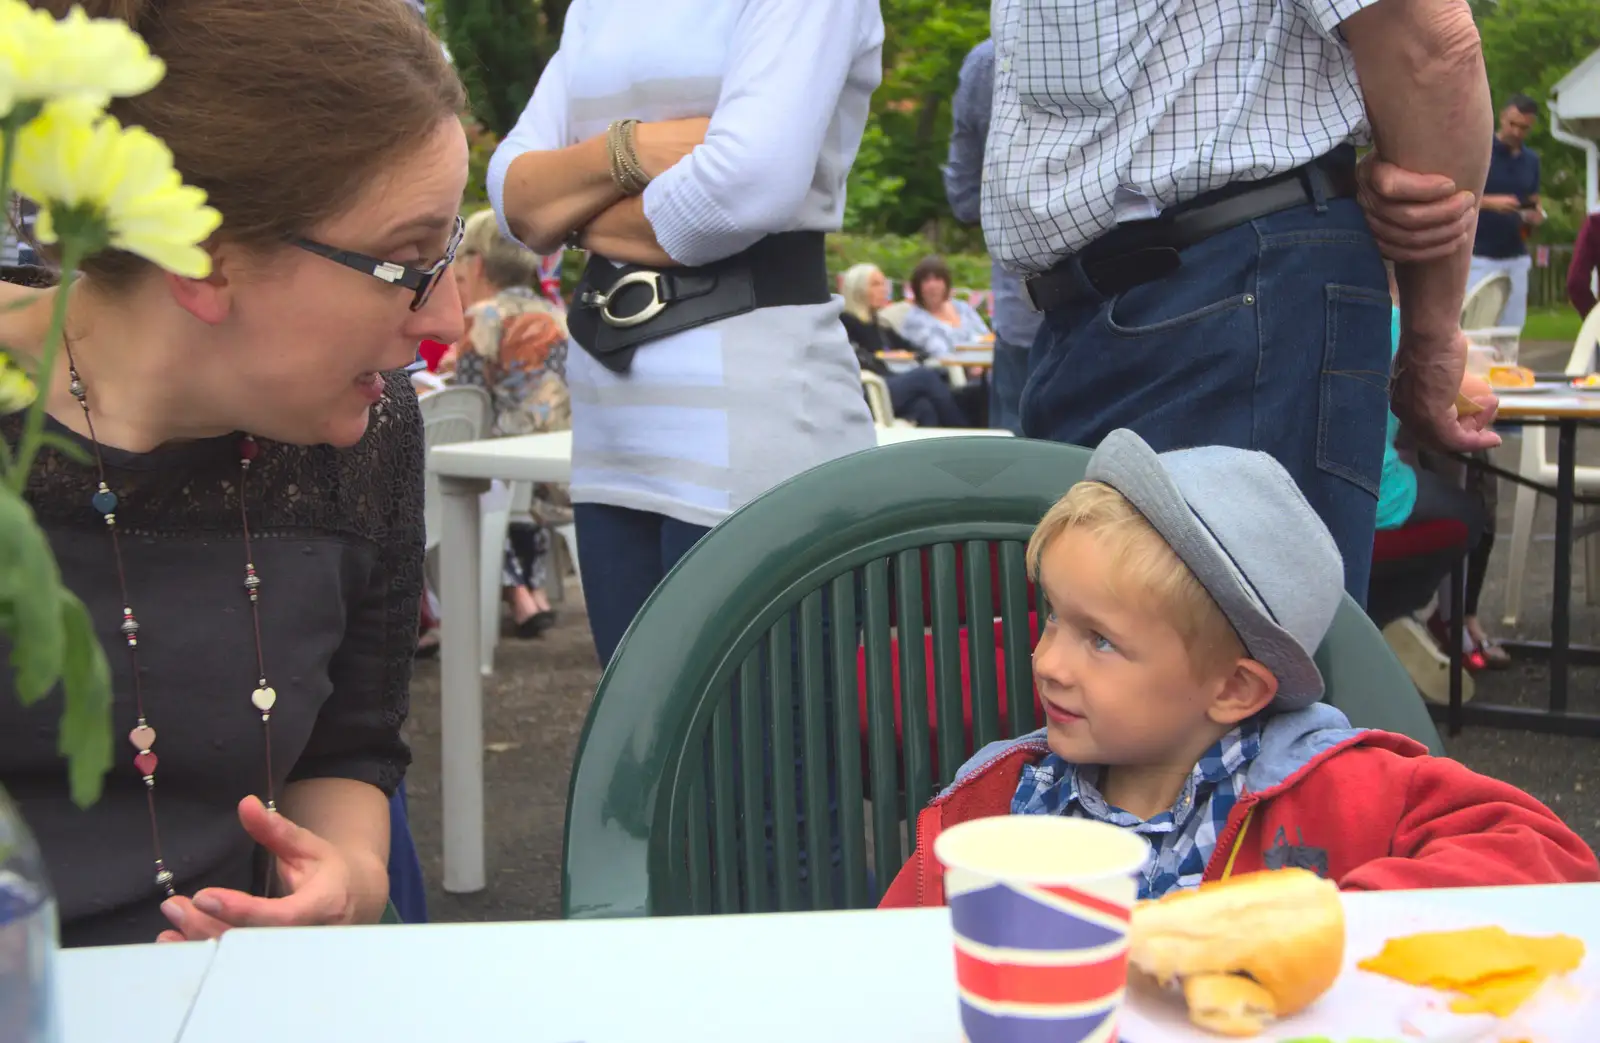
[1129,869,1344,1035]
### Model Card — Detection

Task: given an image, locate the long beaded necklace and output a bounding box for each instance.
[63,343,280,901]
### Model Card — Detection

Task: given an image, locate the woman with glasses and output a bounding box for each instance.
[0,0,465,946]
[490,0,883,665]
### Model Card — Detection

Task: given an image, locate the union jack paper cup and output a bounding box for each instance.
[935,816,1151,1043]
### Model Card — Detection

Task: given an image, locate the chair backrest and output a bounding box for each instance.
[563,437,1442,920]
[1566,303,1600,376]
[420,385,491,551]
[876,300,912,334]
[1461,272,1512,330]
[859,371,895,426]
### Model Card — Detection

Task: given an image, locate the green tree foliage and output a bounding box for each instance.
[844,0,990,240]
[1472,0,1600,241]
[436,0,570,138]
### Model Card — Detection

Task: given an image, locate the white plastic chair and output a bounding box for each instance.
[1501,304,1600,625]
[420,385,492,639]
[861,371,913,427]
[1461,272,1512,330]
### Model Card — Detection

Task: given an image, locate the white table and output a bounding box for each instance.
[61,939,216,1043]
[426,426,1014,893]
[59,884,1600,1042]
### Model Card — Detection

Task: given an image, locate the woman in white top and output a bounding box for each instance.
[489,0,882,664]
[898,255,991,358]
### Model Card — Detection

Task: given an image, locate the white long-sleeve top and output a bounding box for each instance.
[488,0,882,528]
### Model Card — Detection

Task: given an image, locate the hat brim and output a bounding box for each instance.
[1085,430,1326,711]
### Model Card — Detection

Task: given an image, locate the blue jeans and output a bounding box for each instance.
[1020,197,1390,605]
[989,336,1030,435]
[575,502,712,666]
[387,781,428,923]
[887,367,967,428]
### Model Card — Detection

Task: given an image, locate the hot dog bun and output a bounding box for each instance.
[1129,869,1344,1036]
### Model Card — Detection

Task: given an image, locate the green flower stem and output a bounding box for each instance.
[9,243,82,493]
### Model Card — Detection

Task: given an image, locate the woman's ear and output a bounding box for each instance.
[164,245,233,325]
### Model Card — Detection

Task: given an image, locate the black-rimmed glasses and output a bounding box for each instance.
[289,214,465,311]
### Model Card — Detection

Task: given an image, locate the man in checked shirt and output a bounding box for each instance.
[987,0,1497,606]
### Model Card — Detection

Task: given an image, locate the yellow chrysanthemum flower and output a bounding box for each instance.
[0,354,36,415]
[11,102,222,278]
[0,0,165,119]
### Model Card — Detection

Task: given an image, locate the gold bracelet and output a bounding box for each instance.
[606,119,651,196]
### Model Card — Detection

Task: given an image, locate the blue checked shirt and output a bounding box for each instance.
[1011,720,1263,900]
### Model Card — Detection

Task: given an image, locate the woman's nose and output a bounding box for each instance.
[409,270,467,345]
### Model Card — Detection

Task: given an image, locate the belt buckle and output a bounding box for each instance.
[581,270,668,328]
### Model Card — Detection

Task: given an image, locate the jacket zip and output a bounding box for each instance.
[914,739,1050,905]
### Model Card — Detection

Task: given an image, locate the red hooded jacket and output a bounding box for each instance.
[881,729,1599,908]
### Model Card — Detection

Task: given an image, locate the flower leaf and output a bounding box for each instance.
[0,485,66,704]
[56,589,112,808]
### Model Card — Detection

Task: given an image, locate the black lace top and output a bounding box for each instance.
[0,268,424,947]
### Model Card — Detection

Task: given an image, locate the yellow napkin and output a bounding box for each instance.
[1358,926,1585,1017]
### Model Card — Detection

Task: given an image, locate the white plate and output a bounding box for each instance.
[1120,895,1597,1043]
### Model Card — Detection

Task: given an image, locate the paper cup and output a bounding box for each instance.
[936,816,1150,1043]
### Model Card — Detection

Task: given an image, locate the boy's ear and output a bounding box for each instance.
[1208,658,1278,725]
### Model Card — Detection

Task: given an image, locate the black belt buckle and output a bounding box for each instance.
[579,269,671,328]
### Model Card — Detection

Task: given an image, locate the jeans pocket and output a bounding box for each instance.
[1103,290,1255,338]
[1316,284,1393,497]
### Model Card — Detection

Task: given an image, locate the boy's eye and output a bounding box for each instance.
[1089,631,1115,653]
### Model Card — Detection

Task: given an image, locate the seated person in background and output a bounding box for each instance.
[447,209,573,637]
[1371,269,1494,694]
[840,263,973,428]
[881,429,1597,907]
[897,254,990,357]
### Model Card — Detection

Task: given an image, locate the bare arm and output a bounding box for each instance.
[280,777,391,924]
[578,196,676,267]
[499,135,626,254]
[1342,0,1498,451]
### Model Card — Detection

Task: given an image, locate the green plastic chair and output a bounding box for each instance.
[562,437,1442,920]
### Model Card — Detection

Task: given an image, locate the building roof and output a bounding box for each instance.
[1552,46,1600,123]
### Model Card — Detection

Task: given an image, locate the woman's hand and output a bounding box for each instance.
[156,796,387,942]
[633,117,711,180]
[1355,154,1478,263]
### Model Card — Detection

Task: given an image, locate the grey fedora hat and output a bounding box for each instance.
[1084,429,1345,711]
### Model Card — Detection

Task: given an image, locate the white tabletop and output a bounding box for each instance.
[52,883,1586,1043]
[1496,386,1600,419]
[427,426,1013,484]
[61,939,217,1043]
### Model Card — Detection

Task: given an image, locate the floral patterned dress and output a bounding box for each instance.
[449,286,573,590]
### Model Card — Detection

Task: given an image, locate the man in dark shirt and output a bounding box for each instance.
[1469,93,1543,330]
[1570,210,1600,320]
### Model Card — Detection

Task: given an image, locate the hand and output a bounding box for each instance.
[155,796,386,942]
[632,117,711,180]
[1479,194,1524,213]
[1521,206,1545,227]
[1391,327,1501,453]
[1355,154,1477,263]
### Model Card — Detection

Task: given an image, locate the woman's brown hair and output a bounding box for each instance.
[28,0,465,288]
[909,255,952,308]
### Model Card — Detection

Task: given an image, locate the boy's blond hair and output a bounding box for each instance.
[1027,481,1245,678]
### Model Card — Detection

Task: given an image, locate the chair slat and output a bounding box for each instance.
[927,543,966,786]
[685,761,712,914]
[767,619,804,910]
[964,540,1001,749]
[708,699,741,913]
[997,540,1037,736]
[861,558,902,897]
[737,650,769,913]
[828,574,871,908]
[895,550,934,815]
[797,590,834,911]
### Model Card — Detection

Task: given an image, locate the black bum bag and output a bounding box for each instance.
[567,230,830,374]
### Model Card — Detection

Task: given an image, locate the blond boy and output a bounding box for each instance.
[881,430,1595,905]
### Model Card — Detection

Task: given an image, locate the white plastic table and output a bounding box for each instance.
[425,426,1014,893]
[108,883,1600,1042]
[60,939,217,1043]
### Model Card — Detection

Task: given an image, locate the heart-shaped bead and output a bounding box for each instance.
[134,750,158,777]
[128,724,156,751]
[251,686,277,711]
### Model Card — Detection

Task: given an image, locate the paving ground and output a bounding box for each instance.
[405,341,1600,922]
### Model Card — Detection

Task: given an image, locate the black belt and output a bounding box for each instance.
[1023,148,1360,313]
[568,230,830,374]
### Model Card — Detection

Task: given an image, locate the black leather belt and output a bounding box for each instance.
[568,230,830,374]
[1023,148,1360,313]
